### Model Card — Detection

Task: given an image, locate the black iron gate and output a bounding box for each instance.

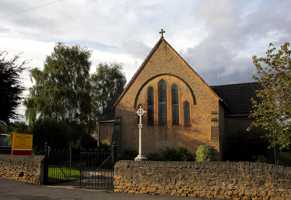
[79,150,114,189]
[43,144,117,189]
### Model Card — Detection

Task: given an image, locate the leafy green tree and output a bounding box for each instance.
[251,42,291,163]
[8,121,30,133]
[25,44,126,148]
[0,121,8,134]
[91,63,126,119]
[32,118,86,150]
[0,52,25,122]
[25,43,92,126]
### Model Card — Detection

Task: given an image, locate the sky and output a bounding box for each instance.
[1,0,291,121]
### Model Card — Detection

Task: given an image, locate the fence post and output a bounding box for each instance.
[69,143,72,177]
[43,141,48,184]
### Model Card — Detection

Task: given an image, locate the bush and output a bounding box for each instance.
[195,145,216,162]
[80,133,98,150]
[223,129,269,161]
[0,121,8,134]
[278,151,291,166]
[256,155,268,163]
[120,149,138,160]
[32,118,88,151]
[8,122,30,133]
[148,147,195,161]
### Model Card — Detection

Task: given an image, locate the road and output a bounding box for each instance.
[0,178,204,200]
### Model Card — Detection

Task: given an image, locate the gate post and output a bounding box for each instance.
[111,142,117,164]
[43,142,49,184]
[112,118,120,164]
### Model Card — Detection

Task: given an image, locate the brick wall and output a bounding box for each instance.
[0,155,44,184]
[114,160,291,200]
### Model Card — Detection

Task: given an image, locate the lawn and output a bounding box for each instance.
[48,166,80,181]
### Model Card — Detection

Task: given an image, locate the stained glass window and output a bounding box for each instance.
[184,101,190,125]
[147,86,154,126]
[171,84,179,125]
[158,79,167,126]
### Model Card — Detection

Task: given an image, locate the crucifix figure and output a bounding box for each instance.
[134,105,147,161]
[159,28,165,38]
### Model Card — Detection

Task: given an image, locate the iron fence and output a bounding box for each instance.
[44,144,117,189]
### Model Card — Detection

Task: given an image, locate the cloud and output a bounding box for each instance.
[183,0,291,84]
[0,0,291,119]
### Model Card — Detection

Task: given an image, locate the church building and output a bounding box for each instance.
[113,32,258,159]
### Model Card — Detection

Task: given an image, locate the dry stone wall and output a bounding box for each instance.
[0,155,44,184]
[114,160,291,200]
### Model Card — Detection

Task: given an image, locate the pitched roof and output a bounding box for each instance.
[114,37,220,107]
[113,37,164,107]
[211,82,260,116]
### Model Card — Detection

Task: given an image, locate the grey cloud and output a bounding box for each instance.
[184,0,291,85]
[0,26,10,33]
[64,40,117,51]
[1,0,291,86]
[121,40,150,59]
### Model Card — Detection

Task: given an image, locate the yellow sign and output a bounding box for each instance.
[11,133,33,150]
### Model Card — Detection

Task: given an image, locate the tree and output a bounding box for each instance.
[251,42,291,164]
[25,44,126,148]
[25,43,92,126]
[91,63,126,119]
[0,52,25,123]
[8,121,30,133]
[0,120,8,134]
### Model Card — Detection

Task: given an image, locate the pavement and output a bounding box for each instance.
[0,178,204,200]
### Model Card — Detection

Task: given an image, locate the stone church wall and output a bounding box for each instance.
[115,39,222,155]
[114,160,291,200]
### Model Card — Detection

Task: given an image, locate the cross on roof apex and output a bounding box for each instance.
[159,28,165,38]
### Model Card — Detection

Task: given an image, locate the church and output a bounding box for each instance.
[113,31,258,159]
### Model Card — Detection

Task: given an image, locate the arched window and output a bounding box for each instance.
[183,101,190,126]
[158,79,167,126]
[171,84,179,125]
[147,86,154,126]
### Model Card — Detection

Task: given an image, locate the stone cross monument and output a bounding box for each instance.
[134,105,147,161]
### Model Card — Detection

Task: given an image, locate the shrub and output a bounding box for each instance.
[80,133,98,150]
[0,121,8,134]
[223,129,269,161]
[8,122,30,133]
[120,149,138,160]
[195,145,216,162]
[148,147,195,161]
[32,118,88,151]
[256,155,267,163]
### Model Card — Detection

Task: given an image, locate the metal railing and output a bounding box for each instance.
[43,144,117,189]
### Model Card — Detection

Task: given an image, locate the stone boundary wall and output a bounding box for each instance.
[0,155,44,184]
[114,160,291,200]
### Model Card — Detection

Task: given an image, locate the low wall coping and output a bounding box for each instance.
[0,154,44,161]
[115,160,290,171]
